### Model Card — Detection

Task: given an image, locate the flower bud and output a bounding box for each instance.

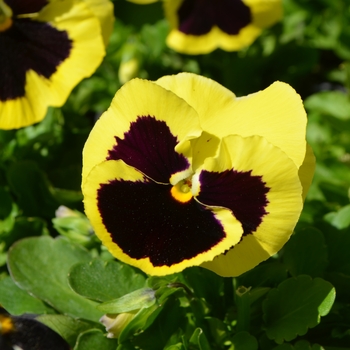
[100,312,135,338]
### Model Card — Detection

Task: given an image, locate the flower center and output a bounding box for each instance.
[0,315,14,334]
[171,178,193,203]
[0,1,13,32]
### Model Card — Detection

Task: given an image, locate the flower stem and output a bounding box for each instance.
[234,280,251,333]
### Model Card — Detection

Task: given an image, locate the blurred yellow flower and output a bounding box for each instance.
[0,0,114,130]
[165,0,282,54]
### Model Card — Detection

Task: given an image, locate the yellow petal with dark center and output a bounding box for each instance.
[82,79,203,185]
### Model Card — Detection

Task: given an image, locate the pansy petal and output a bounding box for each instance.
[82,0,115,46]
[197,134,303,277]
[156,73,307,168]
[298,143,316,201]
[0,1,105,129]
[82,79,203,184]
[44,1,105,106]
[34,0,74,20]
[83,159,243,276]
[243,0,283,28]
[0,71,48,128]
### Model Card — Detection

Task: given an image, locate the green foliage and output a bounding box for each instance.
[1,0,350,348]
[263,275,335,343]
[69,259,146,302]
[7,237,102,322]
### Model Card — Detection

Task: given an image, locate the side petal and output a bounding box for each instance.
[299,143,316,201]
[198,134,304,277]
[82,0,115,46]
[157,73,307,168]
[83,159,242,276]
[45,1,105,106]
[82,78,202,185]
[244,0,283,28]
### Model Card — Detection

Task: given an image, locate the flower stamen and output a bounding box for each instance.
[171,178,193,203]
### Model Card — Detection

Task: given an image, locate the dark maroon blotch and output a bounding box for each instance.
[108,116,190,184]
[98,179,226,267]
[177,0,252,36]
[197,169,270,235]
[5,0,49,15]
[0,19,72,101]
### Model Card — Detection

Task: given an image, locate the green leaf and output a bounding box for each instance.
[324,204,350,230]
[238,262,288,288]
[68,258,146,302]
[305,91,350,120]
[6,161,59,218]
[229,331,258,350]
[7,236,102,322]
[0,186,12,219]
[97,288,156,313]
[263,275,335,344]
[294,340,323,350]
[272,340,323,350]
[37,314,98,348]
[73,329,118,350]
[272,344,293,350]
[131,298,184,350]
[322,224,350,276]
[1,216,49,250]
[282,227,328,277]
[0,276,55,315]
[189,328,211,350]
[206,317,229,345]
[165,344,185,350]
[118,303,160,343]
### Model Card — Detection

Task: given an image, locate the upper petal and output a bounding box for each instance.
[243,0,283,28]
[82,0,115,46]
[82,78,203,184]
[156,73,307,168]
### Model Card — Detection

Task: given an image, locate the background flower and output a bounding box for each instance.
[164,0,282,54]
[82,73,314,277]
[0,0,114,130]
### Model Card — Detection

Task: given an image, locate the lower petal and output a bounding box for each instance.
[83,159,243,275]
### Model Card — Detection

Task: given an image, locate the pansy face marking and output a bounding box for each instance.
[83,74,314,277]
